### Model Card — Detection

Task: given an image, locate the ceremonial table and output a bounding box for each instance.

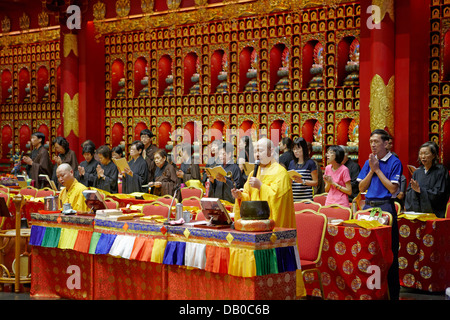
[305,224,393,300]
[29,213,299,300]
[398,215,450,292]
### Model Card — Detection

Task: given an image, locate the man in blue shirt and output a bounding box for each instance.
[357,129,402,300]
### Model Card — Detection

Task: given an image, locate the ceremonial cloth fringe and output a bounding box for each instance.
[29,225,300,278]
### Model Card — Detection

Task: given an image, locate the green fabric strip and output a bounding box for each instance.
[89,232,102,254]
[41,227,61,248]
[255,248,278,276]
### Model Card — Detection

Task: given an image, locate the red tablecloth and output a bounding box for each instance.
[305,225,393,300]
[398,217,450,292]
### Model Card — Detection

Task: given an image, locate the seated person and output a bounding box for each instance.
[94,145,119,194]
[207,142,243,204]
[76,144,99,187]
[232,138,295,228]
[57,163,88,212]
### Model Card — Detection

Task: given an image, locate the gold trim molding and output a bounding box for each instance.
[63,93,79,137]
[368,74,394,136]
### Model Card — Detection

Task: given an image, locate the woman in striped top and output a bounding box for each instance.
[288,137,319,201]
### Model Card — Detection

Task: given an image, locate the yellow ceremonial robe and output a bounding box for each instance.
[233,161,295,229]
[59,179,89,212]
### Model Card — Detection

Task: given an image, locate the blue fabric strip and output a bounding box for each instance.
[95,233,117,255]
[163,241,186,266]
[275,246,297,273]
[29,225,46,246]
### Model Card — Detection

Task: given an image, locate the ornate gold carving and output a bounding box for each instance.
[368,74,394,136]
[93,1,106,21]
[141,0,154,14]
[19,13,30,31]
[38,11,49,28]
[63,93,79,137]
[116,0,131,18]
[167,0,182,11]
[2,16,11,33]
[63,33,78,58]
[371,0,394,24]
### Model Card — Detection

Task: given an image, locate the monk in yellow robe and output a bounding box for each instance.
[232,138,295,228]
[56,163,88,212]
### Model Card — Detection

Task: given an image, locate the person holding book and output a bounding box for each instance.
[232,138,295,228]
[150,149,179,197]
[121,140,149,194]
[94,145,119,194]
[22,132,52,189]
[287,137,318,201]
[56,163,88,212]
[207,142,243,204]
[51,136,79,188]
[405,141,450,218]
[323,145,352,207]
[76,144,99,188]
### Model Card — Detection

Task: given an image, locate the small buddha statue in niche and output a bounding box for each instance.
[244,49,258,92]
[42,82,49,101]
[343,39,360,86]
[23,83,31,102]
[6,85,12,103]
[139,66,149,97]
[216,53,228,94]
[164,74,174,96]
[117,76,126,98]
[308,43,324,88]
[275,47,290,91]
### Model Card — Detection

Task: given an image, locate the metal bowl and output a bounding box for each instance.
[240,201,270,220]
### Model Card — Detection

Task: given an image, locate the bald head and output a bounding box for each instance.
[255,138,275,166]
[56,163,75,188]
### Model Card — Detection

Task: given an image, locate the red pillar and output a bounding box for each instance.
[359,0,395,166]
[359,0,430,177]
[60,27,80,158]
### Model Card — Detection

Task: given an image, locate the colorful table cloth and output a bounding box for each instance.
[398,216,450,292]
[29,213,300,300]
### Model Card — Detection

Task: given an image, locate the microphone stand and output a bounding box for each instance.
[165,186,180,225]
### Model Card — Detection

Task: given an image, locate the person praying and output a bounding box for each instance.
[22,132,52,189]
[94,145,119,194]
[76,144,99,188]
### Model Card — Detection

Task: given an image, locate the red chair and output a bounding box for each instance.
[142,201,171,218]
[354,208,393,226]
[446,200,450,219]
[295,209,327,299]
[195,210,205,221]
[394,201,401,216]
[318,204,352,221]
[181,187,203,200]
[294,200,321,212]
[156,195,177,206]
[105,198,119,209]
[36,188,56,198]
[19,186,38,197]
[313,193,328,206]
[0,185,9,193]
[181,196,202,209]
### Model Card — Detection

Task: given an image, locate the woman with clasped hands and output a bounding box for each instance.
[405,141,450,218]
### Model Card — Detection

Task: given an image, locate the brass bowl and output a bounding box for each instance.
[240,201,270,220]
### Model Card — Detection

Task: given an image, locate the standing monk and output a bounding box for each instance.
[232,138,295,228]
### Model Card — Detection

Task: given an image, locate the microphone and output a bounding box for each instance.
[165,185,181,225]
[253,160,260,178]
